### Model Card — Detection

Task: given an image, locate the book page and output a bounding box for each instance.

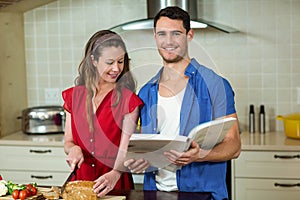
[188,117,236,150]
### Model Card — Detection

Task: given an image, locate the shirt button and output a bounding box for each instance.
[92,164,95,167]
[90,138,93,142]
[91,151,95,155]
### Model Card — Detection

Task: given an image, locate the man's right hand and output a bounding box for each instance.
[124,158,150,173]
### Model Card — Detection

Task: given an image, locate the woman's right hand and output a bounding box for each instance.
[66,145,84,171]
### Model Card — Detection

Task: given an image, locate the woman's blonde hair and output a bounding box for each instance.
[75,30,136,132]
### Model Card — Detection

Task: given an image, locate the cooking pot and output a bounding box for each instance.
[18,106,65,134]
[277,113,300,139]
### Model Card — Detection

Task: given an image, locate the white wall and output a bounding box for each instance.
[24,0,300,132]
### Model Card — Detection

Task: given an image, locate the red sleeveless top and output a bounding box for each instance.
[62,86,143,190]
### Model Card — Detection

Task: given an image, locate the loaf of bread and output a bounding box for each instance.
[61,180,97,200]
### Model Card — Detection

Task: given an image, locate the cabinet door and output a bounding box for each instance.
[234,151,300,178]
[235,178,300,200]
[1,171,69,186]
[0,146,69,171]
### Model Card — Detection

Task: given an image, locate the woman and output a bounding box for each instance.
[62,30,143,197]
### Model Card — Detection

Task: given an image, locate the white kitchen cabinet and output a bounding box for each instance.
[235,178,300,200]
[0,145,69,186]
[232,132,300,200]
[0,132,69,186]
[0,132,145,188]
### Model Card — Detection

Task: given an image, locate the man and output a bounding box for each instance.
[125,6,241,200]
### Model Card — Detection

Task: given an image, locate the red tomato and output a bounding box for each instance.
[25,188,31,196]
[19,189,27,200]
[12,190,19,199]
[26,184,35,196]
[26,183,33,190]
[31,187,37,196]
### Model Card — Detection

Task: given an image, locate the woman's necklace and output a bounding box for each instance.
[92,94,104,112]
[92,85,115,112]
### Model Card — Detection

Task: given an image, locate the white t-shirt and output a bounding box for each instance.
[156,88,185,191]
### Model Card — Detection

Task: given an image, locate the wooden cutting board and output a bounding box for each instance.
[99,196,126,200]
[98,196,126,200]
[40,188,126,199]
[0,192,44,200]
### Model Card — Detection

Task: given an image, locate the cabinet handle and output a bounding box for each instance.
[31,175,53,179]
[29,149,52,154]
[274,183,300,187]
[274,154,300,159]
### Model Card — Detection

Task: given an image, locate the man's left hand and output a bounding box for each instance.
[164,141,201,166]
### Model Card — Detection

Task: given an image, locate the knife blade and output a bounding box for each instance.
[61,165,78,193]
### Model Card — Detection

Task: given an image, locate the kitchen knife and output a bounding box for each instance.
[61,165,78,193]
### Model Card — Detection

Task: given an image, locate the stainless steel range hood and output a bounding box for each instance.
[110,0,238,33]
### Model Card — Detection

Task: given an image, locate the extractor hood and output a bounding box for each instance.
[110,0,238,33]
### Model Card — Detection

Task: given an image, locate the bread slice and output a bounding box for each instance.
[41,191,60,199]
[62,180,97,200]
[39,186,60,199]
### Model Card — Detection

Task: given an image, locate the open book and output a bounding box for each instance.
[126,117,236,171]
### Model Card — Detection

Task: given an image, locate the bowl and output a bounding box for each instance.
[277,113,300,139]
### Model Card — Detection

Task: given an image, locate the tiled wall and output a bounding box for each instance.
[24,0,300,132]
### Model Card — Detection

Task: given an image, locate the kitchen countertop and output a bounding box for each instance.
[0,131,64,147]
[109,190,211,200]
[1,131,300,151]
[0,189,211,200]
[240,131,300,151]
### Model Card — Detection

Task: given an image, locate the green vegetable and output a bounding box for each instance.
[6,181,26,195]
[6,181,14,195]
[30,182,37,188]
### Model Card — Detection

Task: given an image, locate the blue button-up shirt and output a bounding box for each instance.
[138,58,236,200]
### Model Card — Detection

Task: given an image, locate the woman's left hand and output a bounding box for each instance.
[93,170,122,197]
